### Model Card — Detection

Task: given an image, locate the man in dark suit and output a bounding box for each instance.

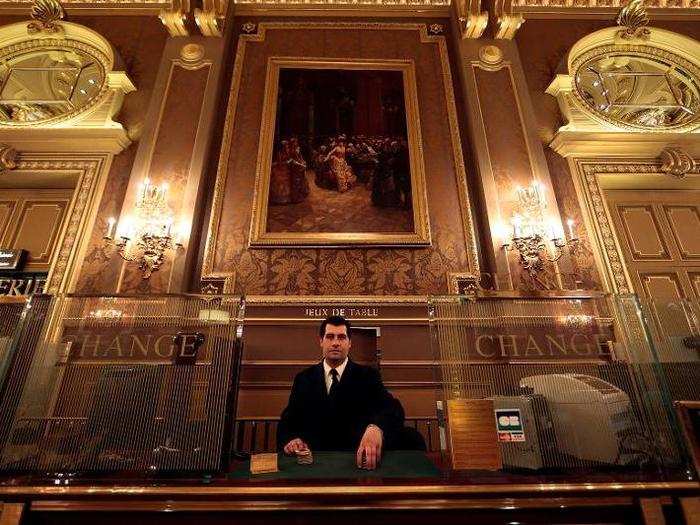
[277,315,404,469]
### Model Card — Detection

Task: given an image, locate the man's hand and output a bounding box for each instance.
[283,438,309,455]
[356,425,383,470]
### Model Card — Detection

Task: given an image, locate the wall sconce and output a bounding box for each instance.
[103,178,184,279]
[502,181,579,287]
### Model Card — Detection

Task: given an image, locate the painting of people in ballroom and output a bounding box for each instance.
[265,67,416,236]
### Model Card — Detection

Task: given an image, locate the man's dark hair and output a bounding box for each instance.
[319,315,352,339]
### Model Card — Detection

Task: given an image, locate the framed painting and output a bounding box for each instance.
[249,58,431,247]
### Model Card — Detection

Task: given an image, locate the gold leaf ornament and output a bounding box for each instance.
[27,0,65,34]
[616,0,651,40]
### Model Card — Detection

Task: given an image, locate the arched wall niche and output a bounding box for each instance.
[0,16,136,294]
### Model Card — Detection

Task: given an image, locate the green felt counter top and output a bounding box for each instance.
[231,451,441,480]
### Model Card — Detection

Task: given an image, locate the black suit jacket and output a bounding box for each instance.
[277,360,404,451]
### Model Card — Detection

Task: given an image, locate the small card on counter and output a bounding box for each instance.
[250,453,279,474]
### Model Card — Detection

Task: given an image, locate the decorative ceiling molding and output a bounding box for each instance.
[512,0,700,19]
[494,0,524,38]
[0,0,173,16]
[158,0,189,35]
[0,0,696,21]
[233,0,448,5]
[0,0,448,14]
[194,0,226,36]
[27,0,64,33]
[616,0,651,39]
[514,0,698,8]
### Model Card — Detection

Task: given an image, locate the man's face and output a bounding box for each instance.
[320,324,351,365]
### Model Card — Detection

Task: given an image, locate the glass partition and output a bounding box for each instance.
[0,294,244,474]
[0,297,26,394]
[0,291,697,483]
[638,296,700,402]
[429,294,695,477]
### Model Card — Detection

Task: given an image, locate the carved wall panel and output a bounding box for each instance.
[0,200,15,240]
[0,189,72,271]
[663,205,700,260]
[605,188,700,300]
[203,23,479,296]
[692,272,700,296]
[616,205,671,261]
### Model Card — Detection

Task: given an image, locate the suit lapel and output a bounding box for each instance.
[335,359,356,397]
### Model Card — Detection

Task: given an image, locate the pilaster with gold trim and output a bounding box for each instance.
[114,37,226,293]
[448,29,565,290]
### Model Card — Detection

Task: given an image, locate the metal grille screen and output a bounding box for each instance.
[0,294,243,473]
[429,295,692,474]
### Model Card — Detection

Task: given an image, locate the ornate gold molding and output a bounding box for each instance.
[494,0,524,39]
[234,0,447,5]
[159,0,189,36]
[27,0,64,34]
[245,294,429,305]
[200,272,236,294]
[513,0,700,11]
[572,160,700,295]
[0,144,18,172]
[446,272,479,295]
[202,22,481,287]
[616,0,651,40]
[660,146,696,178]
[0,21,136,140]
[453,0,488,39]
[9,154,110,294]
[249,57,430,248]
[194,0,226,37]
[477,44,504,70]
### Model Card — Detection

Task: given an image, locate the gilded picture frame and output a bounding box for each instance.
[249,57,431,247]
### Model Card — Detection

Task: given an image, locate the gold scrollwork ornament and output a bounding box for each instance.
[0,145,18,173]
[660,147,696,178]
[27,0,65,34]
[616,0,651,40]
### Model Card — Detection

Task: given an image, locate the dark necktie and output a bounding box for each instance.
[329,369,339,397]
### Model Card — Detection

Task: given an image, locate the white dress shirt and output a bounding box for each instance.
[323,357,348,394]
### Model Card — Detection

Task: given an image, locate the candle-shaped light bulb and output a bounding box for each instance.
[566,218,575,240]
[512,215,522,238]
[118,216,134,240]
[106,217,116,239]
[548,218,558,241]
